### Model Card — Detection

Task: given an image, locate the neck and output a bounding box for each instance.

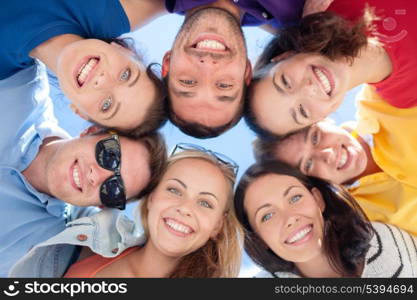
[347,42,392,89]
[119,0,168,31]
[296,251,342,278]
[127,241,181,277]
[22,137,61,195]
[353,134,381,181]
[29,34,83,74]
[186,0,242,21]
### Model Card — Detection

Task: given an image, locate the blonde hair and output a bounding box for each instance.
[139,149,243,277]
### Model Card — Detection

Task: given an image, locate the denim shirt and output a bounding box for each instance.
[9,208,146,277]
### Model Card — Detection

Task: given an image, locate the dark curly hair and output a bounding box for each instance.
[234,160,373,277]
[245,8,377,139]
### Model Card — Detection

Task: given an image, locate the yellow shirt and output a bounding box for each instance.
[350,85,417,235]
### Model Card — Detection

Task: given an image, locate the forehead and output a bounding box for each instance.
[171,94,240,127]
[245,174,302,209]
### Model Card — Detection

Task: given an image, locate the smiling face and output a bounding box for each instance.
[163,7,251,128]
[145,158,229,258]
[274,122,367,184]
[44,133,151,207]
[251,52,351,136]
[56,39,161,130]
[244,174,325,263]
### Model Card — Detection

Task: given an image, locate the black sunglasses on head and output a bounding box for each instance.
[95,133,126,210]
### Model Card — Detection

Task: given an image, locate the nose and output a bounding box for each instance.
[87,163,113,188]
[286,215,300,228]
[196,54,220,68]
[93,71,112,89]
[318,147,336,164]
[176,202,193,217]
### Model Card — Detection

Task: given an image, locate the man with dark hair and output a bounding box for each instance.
[0,62,167,276]
[161,0,306,138]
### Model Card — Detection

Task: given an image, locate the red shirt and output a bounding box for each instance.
[329,0,417,108]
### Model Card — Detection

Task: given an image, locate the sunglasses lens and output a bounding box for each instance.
[96,138,121,170]
[100,176,126,210]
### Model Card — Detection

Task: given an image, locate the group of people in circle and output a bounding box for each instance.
[2,0,416,278]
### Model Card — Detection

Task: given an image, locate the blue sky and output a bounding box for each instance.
[52,13,361,277]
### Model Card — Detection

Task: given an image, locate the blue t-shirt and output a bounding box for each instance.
[0,62,72,277]
[0,0,130,79]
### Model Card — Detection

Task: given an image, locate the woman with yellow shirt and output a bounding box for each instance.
[253,85,417,235]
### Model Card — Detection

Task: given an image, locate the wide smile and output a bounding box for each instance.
[74,56,100,88]
[69,160,83,192]
[190,34,230,53]
[336,145,351,171]
[284,224,313,246]
[163,217,195,237]
[312,66,335,96]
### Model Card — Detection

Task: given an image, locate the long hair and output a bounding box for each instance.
[245,8,377,139]
[139,150,243,277]
[234,160,373,277]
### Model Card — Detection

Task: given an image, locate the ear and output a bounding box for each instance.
[80,125,103,137]
[70,103,89,121]
[244,59,253,86]
[210,215,225,239]
[162,51,171,78]
[270,51,295,63]
[311,187,326,213]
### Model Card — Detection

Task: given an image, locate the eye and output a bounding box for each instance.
[101,97,112,112]
[179,79,196,86]
[281,75,290,88]
[311,130,319,146]
[216,82,233,89]
[120,68,131,81]
[167,187,182,196]
[198,200,213,209]
[261,212,273,223]
[299,104,309,118]
[304,158,313,174]
[289,194,302,204]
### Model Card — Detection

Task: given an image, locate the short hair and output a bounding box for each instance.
[234,160,373,277]
[164,76,245,139]
[139,149,243,277]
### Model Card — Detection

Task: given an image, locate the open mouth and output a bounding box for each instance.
[190,34,229,52]
[336,145,350,170]
[312,66,334,96]
[163,217,195,236]
[285,224,313,245]
[70,160,82,192]
[75,57,100,87]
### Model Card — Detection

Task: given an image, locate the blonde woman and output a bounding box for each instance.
[11,144,242,277]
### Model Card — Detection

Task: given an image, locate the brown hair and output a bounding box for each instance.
[139,150,243,277]
[93,38,168,137]
[164,76,245,139]
[245,8,377,139]
[234,160,373,277]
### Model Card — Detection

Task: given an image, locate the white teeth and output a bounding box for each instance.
[165,219,193,234]
[73,165,81,189]
[286,226,312,244]
[196,39,226,50]
[77,58,99,86]
[338,147,348,169]
[314,67,331,94]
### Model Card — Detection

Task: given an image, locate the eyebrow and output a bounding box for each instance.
[296,128,310,170]
[171,87,196,98]
[128,66,141,88]
[168,178,218,201]
[216,91,239,102]
[103,101,121,120]
[254,203,272,219]
[284,185,299,197]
